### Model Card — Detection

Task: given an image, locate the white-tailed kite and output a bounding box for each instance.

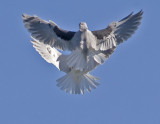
[22,10,143,94]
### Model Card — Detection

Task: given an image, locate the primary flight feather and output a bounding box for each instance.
[22,10,143,94]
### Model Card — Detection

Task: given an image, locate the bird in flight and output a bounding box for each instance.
[22,10,143,94]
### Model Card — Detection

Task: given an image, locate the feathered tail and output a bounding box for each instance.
[56,70,99,94]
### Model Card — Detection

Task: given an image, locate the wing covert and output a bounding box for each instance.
[22,14,76,51]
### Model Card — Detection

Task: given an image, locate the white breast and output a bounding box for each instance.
[85,30,97,49]
[70,30,97,50]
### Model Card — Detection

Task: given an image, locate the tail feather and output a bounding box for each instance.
[83,77,91,92]
[85,76,97,89]
[56,75,68,87]
[56,70,99,94]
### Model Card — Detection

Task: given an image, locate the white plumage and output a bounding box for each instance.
[22,10,143,94]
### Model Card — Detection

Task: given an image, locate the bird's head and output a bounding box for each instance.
[79,22,88,32]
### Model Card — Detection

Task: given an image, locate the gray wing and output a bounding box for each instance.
[22,14,76,51]
[92,10,143,50]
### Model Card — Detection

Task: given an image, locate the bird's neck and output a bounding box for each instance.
[79,29,88,32]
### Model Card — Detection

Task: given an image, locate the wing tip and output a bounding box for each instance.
[139,9,144,14]
[136,9,144,16]
[22,13,33,22]
[120,9,143,22]
[22,13,27,20]
[22,13,30,18]
[22,13,38,22]
[133,9,144,22]
[119,11,133,22]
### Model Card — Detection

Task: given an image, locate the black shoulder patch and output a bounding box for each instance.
[92,26,112,40]
[53,26,75,41]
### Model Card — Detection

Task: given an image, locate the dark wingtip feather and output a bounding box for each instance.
[119,11,134,22]
[22,13,25,17]
[139,9,144,15]
[120,10,143,22]
[22,14,35,22]
[134,10,143,18]
[132,10,143,24]
[22,13,28,18]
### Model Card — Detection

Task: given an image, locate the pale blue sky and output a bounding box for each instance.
[0,0,160,124]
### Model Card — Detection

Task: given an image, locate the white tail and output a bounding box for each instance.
[56,70,99,94]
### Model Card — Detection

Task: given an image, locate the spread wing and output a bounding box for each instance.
[31,40,61,69]
[92,10,143,51]
[22,14,76,51]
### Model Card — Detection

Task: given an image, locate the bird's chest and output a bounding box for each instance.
[80,32,87,49]
[71,30,96,51]
[80,30,96,49]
